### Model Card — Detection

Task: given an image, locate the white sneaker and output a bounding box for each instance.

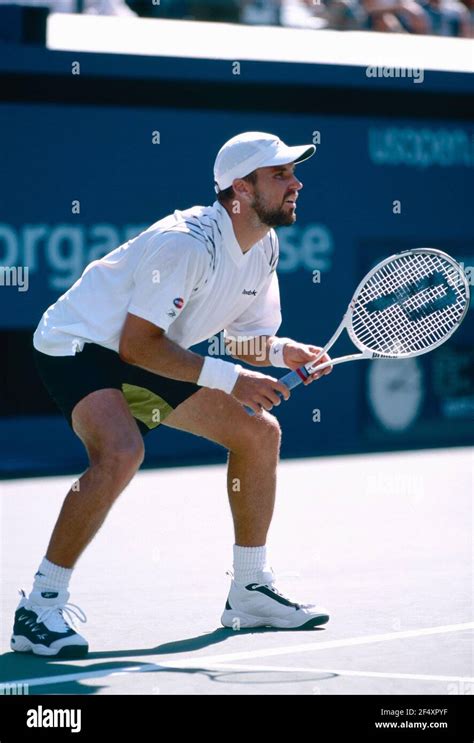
[11,589,88,658]
[221,569,330,630]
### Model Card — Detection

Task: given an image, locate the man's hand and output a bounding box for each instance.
[283,341,333,385]
[232,368,291,414]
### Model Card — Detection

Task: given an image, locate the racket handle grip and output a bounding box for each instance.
[278,366,310,390]
[244,367,308,416]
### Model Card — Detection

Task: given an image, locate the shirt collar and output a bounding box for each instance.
[214,200,247,267]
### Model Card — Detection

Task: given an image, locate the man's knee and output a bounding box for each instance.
[232,411,281,454]
[91,436,145,479]
[259,411,282,439]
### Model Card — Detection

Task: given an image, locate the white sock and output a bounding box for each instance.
[233,544,269,585]
[31,557,73,596]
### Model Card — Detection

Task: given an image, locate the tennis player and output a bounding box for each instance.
[11,132,332,658]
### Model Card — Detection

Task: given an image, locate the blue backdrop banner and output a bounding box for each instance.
[1,92,472,475]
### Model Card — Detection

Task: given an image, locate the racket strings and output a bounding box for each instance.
[355,255,465,352]
[351,253,468,356]
[355,279,462,353]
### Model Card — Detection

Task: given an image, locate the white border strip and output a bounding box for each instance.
[47,15,474,73]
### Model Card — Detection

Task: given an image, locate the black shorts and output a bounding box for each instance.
[33,342,201,437]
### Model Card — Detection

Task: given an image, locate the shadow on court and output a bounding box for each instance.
[0,624,327,667]
[0,627,333,694]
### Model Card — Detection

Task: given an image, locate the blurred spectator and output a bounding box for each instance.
[459,0,474,34]
[280,0,328,27]
[419,0,470,35]
[85,0,135,14]
[132,0,190,19]
[323,0,368,29]
[240,0,282,25]
[0,0,136,14]
[187,0,240,23]
[362,0,429,32]
[6,0,469,35]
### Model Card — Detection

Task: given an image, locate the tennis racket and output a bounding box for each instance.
[246,248,470,413]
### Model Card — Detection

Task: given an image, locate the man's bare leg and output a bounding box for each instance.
[163,388,281,546]
[163,388,330,629]
[45,389,145,568]
[11,389,146,657]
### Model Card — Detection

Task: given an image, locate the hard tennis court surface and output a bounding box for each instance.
[1,448,472,695]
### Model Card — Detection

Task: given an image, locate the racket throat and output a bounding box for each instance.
[305,352,372,375]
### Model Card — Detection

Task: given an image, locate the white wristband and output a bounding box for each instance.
[197,357,242,394]
[269,338,291,368]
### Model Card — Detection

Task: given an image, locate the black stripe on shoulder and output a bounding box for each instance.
[187,217,216,271]
[203,215,223,239]
[269,231,279,273]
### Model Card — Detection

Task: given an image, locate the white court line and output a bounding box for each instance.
[168,621,474,667]
[3,621,472,689]
[0,665,162,689]
[2,664,473,690]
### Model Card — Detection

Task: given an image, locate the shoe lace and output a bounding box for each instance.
[254,581,304,609]
[226,569,307,608]
[254,582,283,596]
[32,602,87,632]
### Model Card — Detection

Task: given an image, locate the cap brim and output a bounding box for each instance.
[268,144,316,167]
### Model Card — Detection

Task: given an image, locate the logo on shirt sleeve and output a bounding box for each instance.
[173,297,185,308]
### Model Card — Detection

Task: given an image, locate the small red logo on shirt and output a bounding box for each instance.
[173,297,184,309]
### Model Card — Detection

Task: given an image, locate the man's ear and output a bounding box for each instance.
[232,178,252,201]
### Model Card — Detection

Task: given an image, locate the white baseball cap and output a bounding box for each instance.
[213,131,316,194]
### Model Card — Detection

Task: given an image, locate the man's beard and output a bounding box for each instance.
[250,189,295,227]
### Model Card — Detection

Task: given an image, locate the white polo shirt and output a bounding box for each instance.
[33,201,282,357]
